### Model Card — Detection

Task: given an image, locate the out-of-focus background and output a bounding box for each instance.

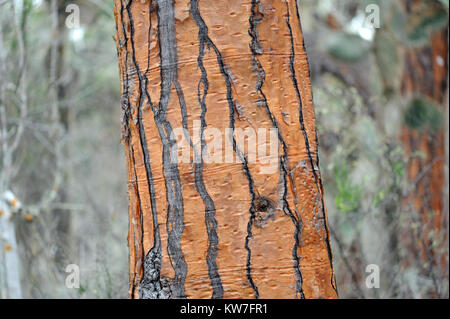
[0,0,448,298]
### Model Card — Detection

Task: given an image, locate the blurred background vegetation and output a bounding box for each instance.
[0,0,448,298]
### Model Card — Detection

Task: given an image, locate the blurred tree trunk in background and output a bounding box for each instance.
[0,0,28,299]
[306,0,449,298]
[400,1,448,297]
[47,0,71,267]
[114,0,337,299]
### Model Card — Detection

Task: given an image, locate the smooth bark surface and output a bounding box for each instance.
[114,0,337,299]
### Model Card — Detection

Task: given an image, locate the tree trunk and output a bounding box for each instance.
[48,0,71,269]
[400,15,448,295]
[0,192,22,299]
[114,0,337,299]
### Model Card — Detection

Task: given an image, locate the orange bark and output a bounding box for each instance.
[114,0,337,299]
[400,29,448,273]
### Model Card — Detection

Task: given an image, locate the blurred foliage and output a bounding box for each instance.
[404,96,443,132]
[334,163,363,213]
[0,0,126,298]
[327,33,372,62]
[303,0,448,298]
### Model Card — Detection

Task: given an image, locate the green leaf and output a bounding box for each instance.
[326,33,372,62]
[404,98,430,129]
[417,10,449,32]
[374,30,401,93]
[389,2,408,35]
[406,26,431,46]
[333,164,362,213]
[404,96,444,132]
[403,8,448,46]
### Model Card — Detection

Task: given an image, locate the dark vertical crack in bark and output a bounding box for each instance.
[117,4,140,298]
[129,144,145,295]
[119,0,164,299]
[190,0,259,298]
[248,0,305,299]
[153,0,187,298]
[155,0,225,299]
[155,0,224,299]
[165,34,224,300]
[287,0,338,294]
[125,0,187,298]
[193,17,224,298]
